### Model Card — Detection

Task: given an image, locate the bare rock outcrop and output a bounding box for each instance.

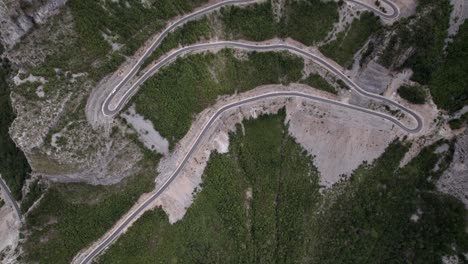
[0,0,67,49]
[437,130,468,209]
[357,60,392,94]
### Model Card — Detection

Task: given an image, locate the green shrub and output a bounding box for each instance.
[301,73,337,94]
[397,85,426,104]
[280,0,339,45]
[429,21,468,112]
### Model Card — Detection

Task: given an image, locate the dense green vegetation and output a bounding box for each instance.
[0,58,31,200]
[70,0,208,57]
[98,113,467,263]
[449,112,468,130]
[397,85,427,104]
[305,140,466,263]
[32,0,209,82]
[134,50,303,147]
[279,0,339,45]
[320,12,381,68]
[379,0,451,84]
[97,111,322,263]
[22,159,158,264]
[429,21,468,112]
[221,2,277,41]
[220,0,339,45]
[301,73,337,94]
[142,0,340,67]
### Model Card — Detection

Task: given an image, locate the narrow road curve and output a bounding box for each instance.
[102,0,399,117]
[79,1,403,263]
[348,0,399,19]
[0,175,22,221]
[103,41,422,132]
[106,0,256,106]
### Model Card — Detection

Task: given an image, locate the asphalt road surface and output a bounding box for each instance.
[103,41,422,133]
[101,0,400,116]
[0,175,22,221]
[80,0,406,263]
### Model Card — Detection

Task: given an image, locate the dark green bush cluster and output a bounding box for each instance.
[220,0,339,45]
[448,112,468,130]
[301,73,337,94]
[429,21,468,112]
[397,85,427,104]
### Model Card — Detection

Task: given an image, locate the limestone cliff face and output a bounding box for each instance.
[0,0,67,49]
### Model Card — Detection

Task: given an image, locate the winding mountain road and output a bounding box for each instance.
[78,0,408,263]
[103,41,422,133]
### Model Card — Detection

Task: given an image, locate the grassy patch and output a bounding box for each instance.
[397,85,427,104]
[97,110,322,263]
[21,158,159,264]
[320,12,381,68]
[0,59,31,200]
[134,49,303,147]
[429,21,468,112]
[301,73,337,94]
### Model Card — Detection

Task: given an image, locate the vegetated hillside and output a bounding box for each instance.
[22,156,158,264]
[33,0,209,81]
[0,57,30,200]
[379,0,451,83]
[141,0,340,67]
[429,21,468,112]
[320,12,382,68]
[220,0,339,44]
[97,112,468,263]
[134,49,304,147]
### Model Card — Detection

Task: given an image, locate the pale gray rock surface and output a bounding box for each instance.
[437,130,468,209]
[0,0,67,48]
